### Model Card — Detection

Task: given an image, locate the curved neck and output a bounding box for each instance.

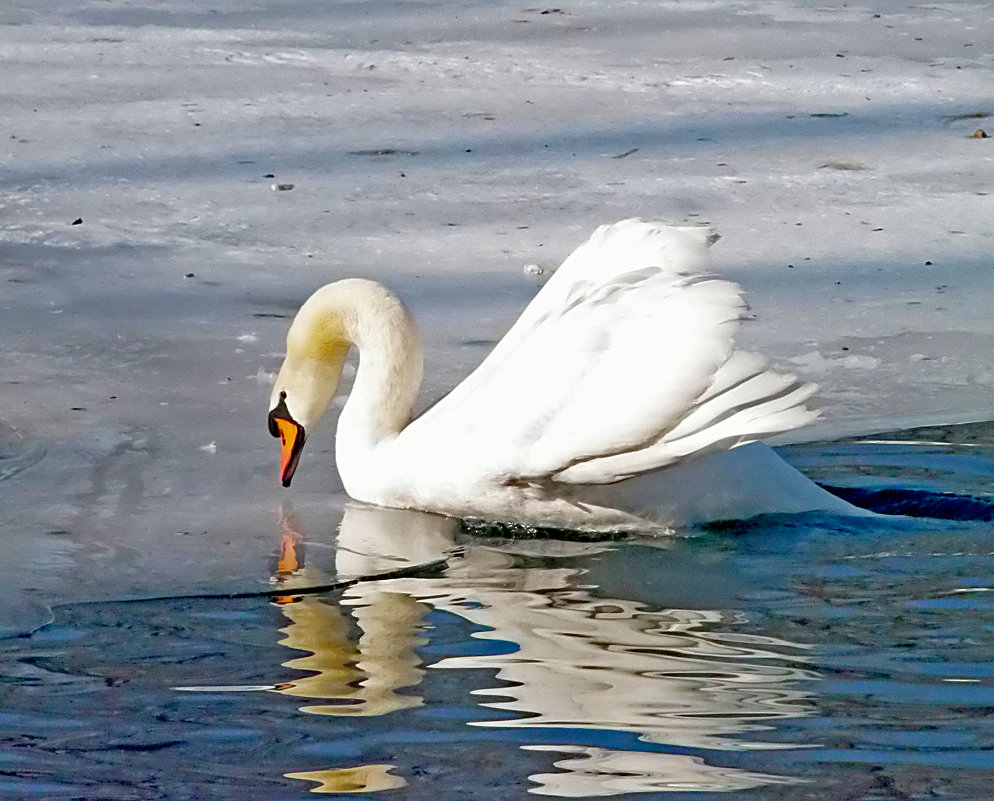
[332,280,424,456]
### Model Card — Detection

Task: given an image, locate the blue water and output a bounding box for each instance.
[2,422,993,800]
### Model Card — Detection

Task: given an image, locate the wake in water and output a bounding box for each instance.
[792,418,994,523]
[823,485,994,521]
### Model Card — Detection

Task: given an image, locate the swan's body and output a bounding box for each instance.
[269,219,855,531]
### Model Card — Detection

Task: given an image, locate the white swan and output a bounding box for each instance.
[268,219,856,531]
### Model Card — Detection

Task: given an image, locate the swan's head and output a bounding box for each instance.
[268,292,353,486]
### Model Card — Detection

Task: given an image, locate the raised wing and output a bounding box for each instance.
[406,219,816,486]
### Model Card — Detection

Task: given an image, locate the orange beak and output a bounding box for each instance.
[269,392,306,487]
[275,418,305,486]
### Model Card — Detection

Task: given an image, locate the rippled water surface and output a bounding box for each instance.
[2,422,994,800]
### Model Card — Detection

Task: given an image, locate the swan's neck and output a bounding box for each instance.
[277,279,424,461]
[330,280,424,456]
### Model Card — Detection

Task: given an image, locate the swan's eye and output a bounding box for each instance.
[268,390,292,437]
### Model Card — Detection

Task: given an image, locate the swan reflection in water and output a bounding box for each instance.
[271,504,817,796]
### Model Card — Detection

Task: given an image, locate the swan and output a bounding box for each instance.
[267,219,857,531]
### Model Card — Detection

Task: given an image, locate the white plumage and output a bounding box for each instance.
[269,219,857,531]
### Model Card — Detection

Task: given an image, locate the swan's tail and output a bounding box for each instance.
[554,352,819,484]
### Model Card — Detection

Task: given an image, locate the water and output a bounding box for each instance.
[2,423,993,800]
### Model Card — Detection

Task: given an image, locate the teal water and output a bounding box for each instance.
[1,422,993,800]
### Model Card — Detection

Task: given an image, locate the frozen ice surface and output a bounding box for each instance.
[1,0,993,618]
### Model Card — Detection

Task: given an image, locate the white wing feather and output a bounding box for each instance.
[406,219,817,486]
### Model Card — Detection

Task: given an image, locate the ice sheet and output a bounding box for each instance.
[2,0,992,619]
